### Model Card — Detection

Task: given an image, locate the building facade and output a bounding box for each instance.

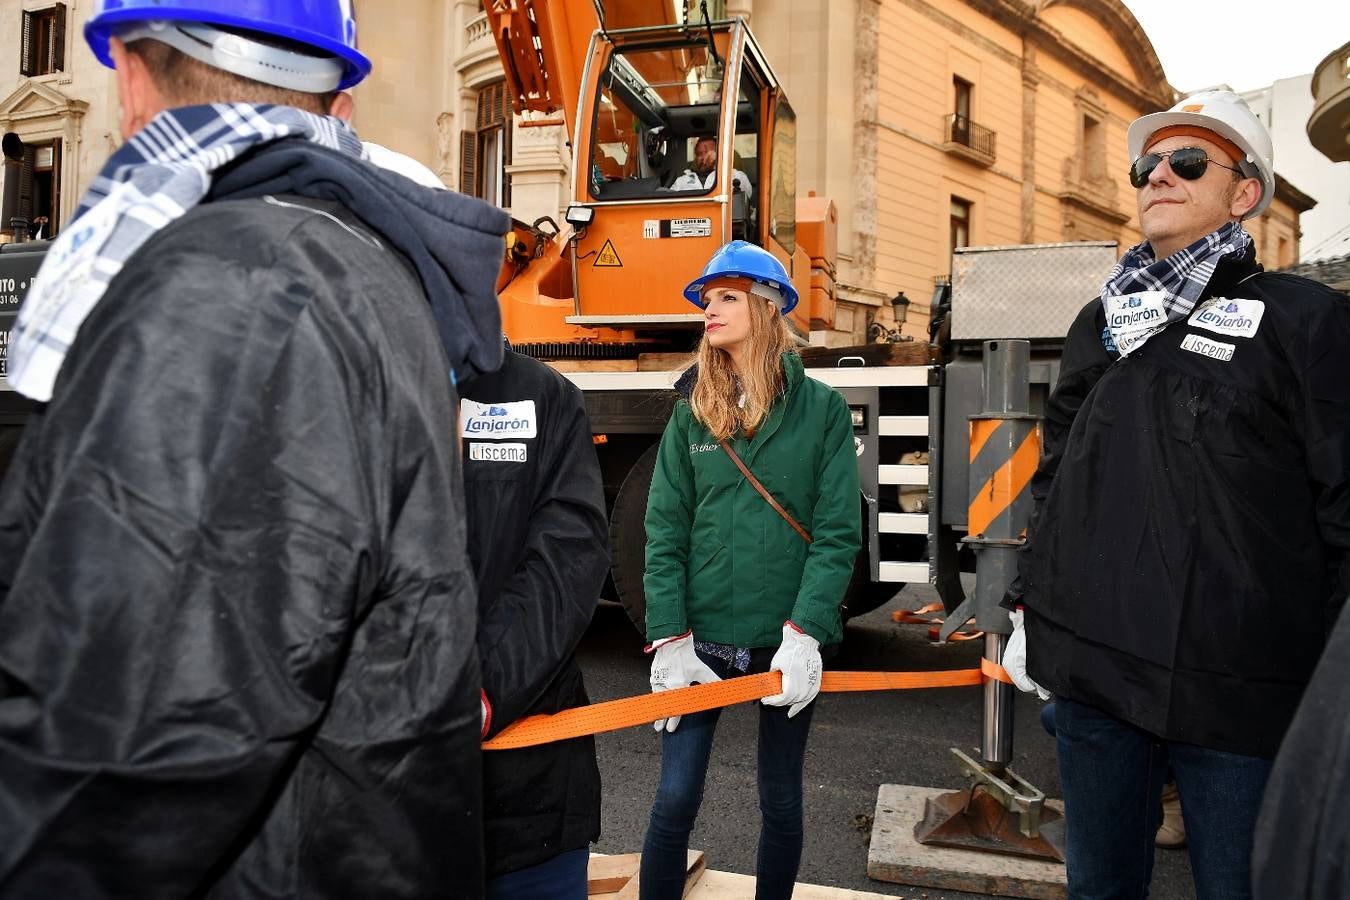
[1243,72,1349,263]
[0,0,1312,341]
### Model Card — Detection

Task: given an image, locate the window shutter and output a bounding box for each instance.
[49,140,62,234]
[459,130,479,197]
[477,82,509,128]
[20,9,37,77]
[501,116,513,208]
[52,3,67,72]
[476,90,491,130]
[17,146,35,221]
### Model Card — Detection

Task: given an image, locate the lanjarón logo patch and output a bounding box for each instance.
[1188,297,1264,339]
[459,399,537,439]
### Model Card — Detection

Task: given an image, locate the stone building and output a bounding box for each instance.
[0,0,1313,341]
[1243,75,1343,265]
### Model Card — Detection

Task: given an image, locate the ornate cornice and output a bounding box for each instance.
[0,80,90,124]
[961,0,1174,112]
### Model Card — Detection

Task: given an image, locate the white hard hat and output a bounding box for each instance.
[363,141,445,190]
[1126,90,1274,219]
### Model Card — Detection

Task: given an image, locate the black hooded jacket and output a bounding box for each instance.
[1013,247,1350,758]
[0,138,508,897]
[461,348,609,878]
[1253,598,1350,899]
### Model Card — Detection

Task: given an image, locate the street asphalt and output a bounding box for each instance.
[577,584,1197,899]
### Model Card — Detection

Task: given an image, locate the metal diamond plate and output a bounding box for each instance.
[950,242,1119,341]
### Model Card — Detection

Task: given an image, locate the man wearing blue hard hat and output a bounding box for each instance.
[0,1,508,896]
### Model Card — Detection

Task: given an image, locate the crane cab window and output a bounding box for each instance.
[589,39,758,202]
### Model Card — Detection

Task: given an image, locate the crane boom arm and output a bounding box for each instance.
[483,0,681,140]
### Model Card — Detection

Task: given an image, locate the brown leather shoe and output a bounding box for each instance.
[1155,781,1186,849]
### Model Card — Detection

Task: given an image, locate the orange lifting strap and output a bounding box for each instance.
[483,661,1013,751]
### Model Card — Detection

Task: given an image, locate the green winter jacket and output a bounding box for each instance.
[644,352,861,647]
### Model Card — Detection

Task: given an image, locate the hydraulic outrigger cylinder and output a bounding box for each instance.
[914,339,1065,862]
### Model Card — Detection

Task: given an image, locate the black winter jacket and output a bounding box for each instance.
[0,189,497,896]
[1015,247,1350,758]
[1253,597,1350,899]
[461,349,608,878]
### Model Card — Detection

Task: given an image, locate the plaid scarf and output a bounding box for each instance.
[8,104,362,402]
[1099,221,1251,356]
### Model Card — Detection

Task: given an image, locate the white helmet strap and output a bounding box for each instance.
[117,20,344,94]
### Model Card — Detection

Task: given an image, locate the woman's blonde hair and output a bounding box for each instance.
[688,293,795,442]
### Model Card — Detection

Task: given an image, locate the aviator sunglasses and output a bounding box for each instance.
[1129,146,1243,188]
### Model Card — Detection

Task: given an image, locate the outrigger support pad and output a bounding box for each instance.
[914,747,1065,863]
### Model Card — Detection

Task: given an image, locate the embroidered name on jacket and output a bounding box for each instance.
[1181,333,1235,362]
[689,443,719,453]
[1188,297,1264,339]
[460,399,537,439]
[469,441,527,462]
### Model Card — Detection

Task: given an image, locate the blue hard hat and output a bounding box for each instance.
[683,240,799,314]
[85,0,371,91]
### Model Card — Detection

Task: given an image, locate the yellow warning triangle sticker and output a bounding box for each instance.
[594,238,623,268]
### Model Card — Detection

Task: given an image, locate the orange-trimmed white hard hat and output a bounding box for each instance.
[1127,90,1274,219]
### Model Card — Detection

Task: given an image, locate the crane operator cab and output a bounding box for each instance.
[586,27,787,245]
[569,17,807,333]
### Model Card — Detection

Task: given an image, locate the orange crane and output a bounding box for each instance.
[484,0,837,360]
[479,1,924,634]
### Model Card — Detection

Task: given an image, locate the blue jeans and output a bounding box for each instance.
[639,653,816,900]
[486,847,589,900]
[1056,697,1273,900]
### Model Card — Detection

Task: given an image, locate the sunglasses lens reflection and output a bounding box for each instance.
[1129,147,1211,188]
[1129,156,1157,187]
[1167,148,1208,179]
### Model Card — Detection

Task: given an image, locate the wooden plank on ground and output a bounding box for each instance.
[683,851,707,895]
[591,852,900,898]
[545,359,640,373]
[687,870,901,898]
[588,853,640,894]
[612,850,705,899]
[867,784,1066,899]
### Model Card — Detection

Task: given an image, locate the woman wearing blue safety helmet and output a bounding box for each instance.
[639,240,861,899]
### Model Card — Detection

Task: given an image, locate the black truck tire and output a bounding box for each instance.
[841,542,903,622]
[609,442,659,636]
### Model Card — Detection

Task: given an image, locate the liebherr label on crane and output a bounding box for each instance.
[643,218,712,239]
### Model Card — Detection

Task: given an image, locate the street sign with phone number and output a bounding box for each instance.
[0,246,47,390]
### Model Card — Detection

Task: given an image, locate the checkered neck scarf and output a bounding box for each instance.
[1099,221,1251,356]
[8,104,362,402]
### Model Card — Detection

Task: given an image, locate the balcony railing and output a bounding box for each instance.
[465,11,491,49]
[943,114,996,165]
[1308,40,1350,162]
[1057,156,1128,226]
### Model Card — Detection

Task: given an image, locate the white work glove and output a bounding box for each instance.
[1003,609,1050,700]
[648,631,721,732]
[762,622,822,718]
